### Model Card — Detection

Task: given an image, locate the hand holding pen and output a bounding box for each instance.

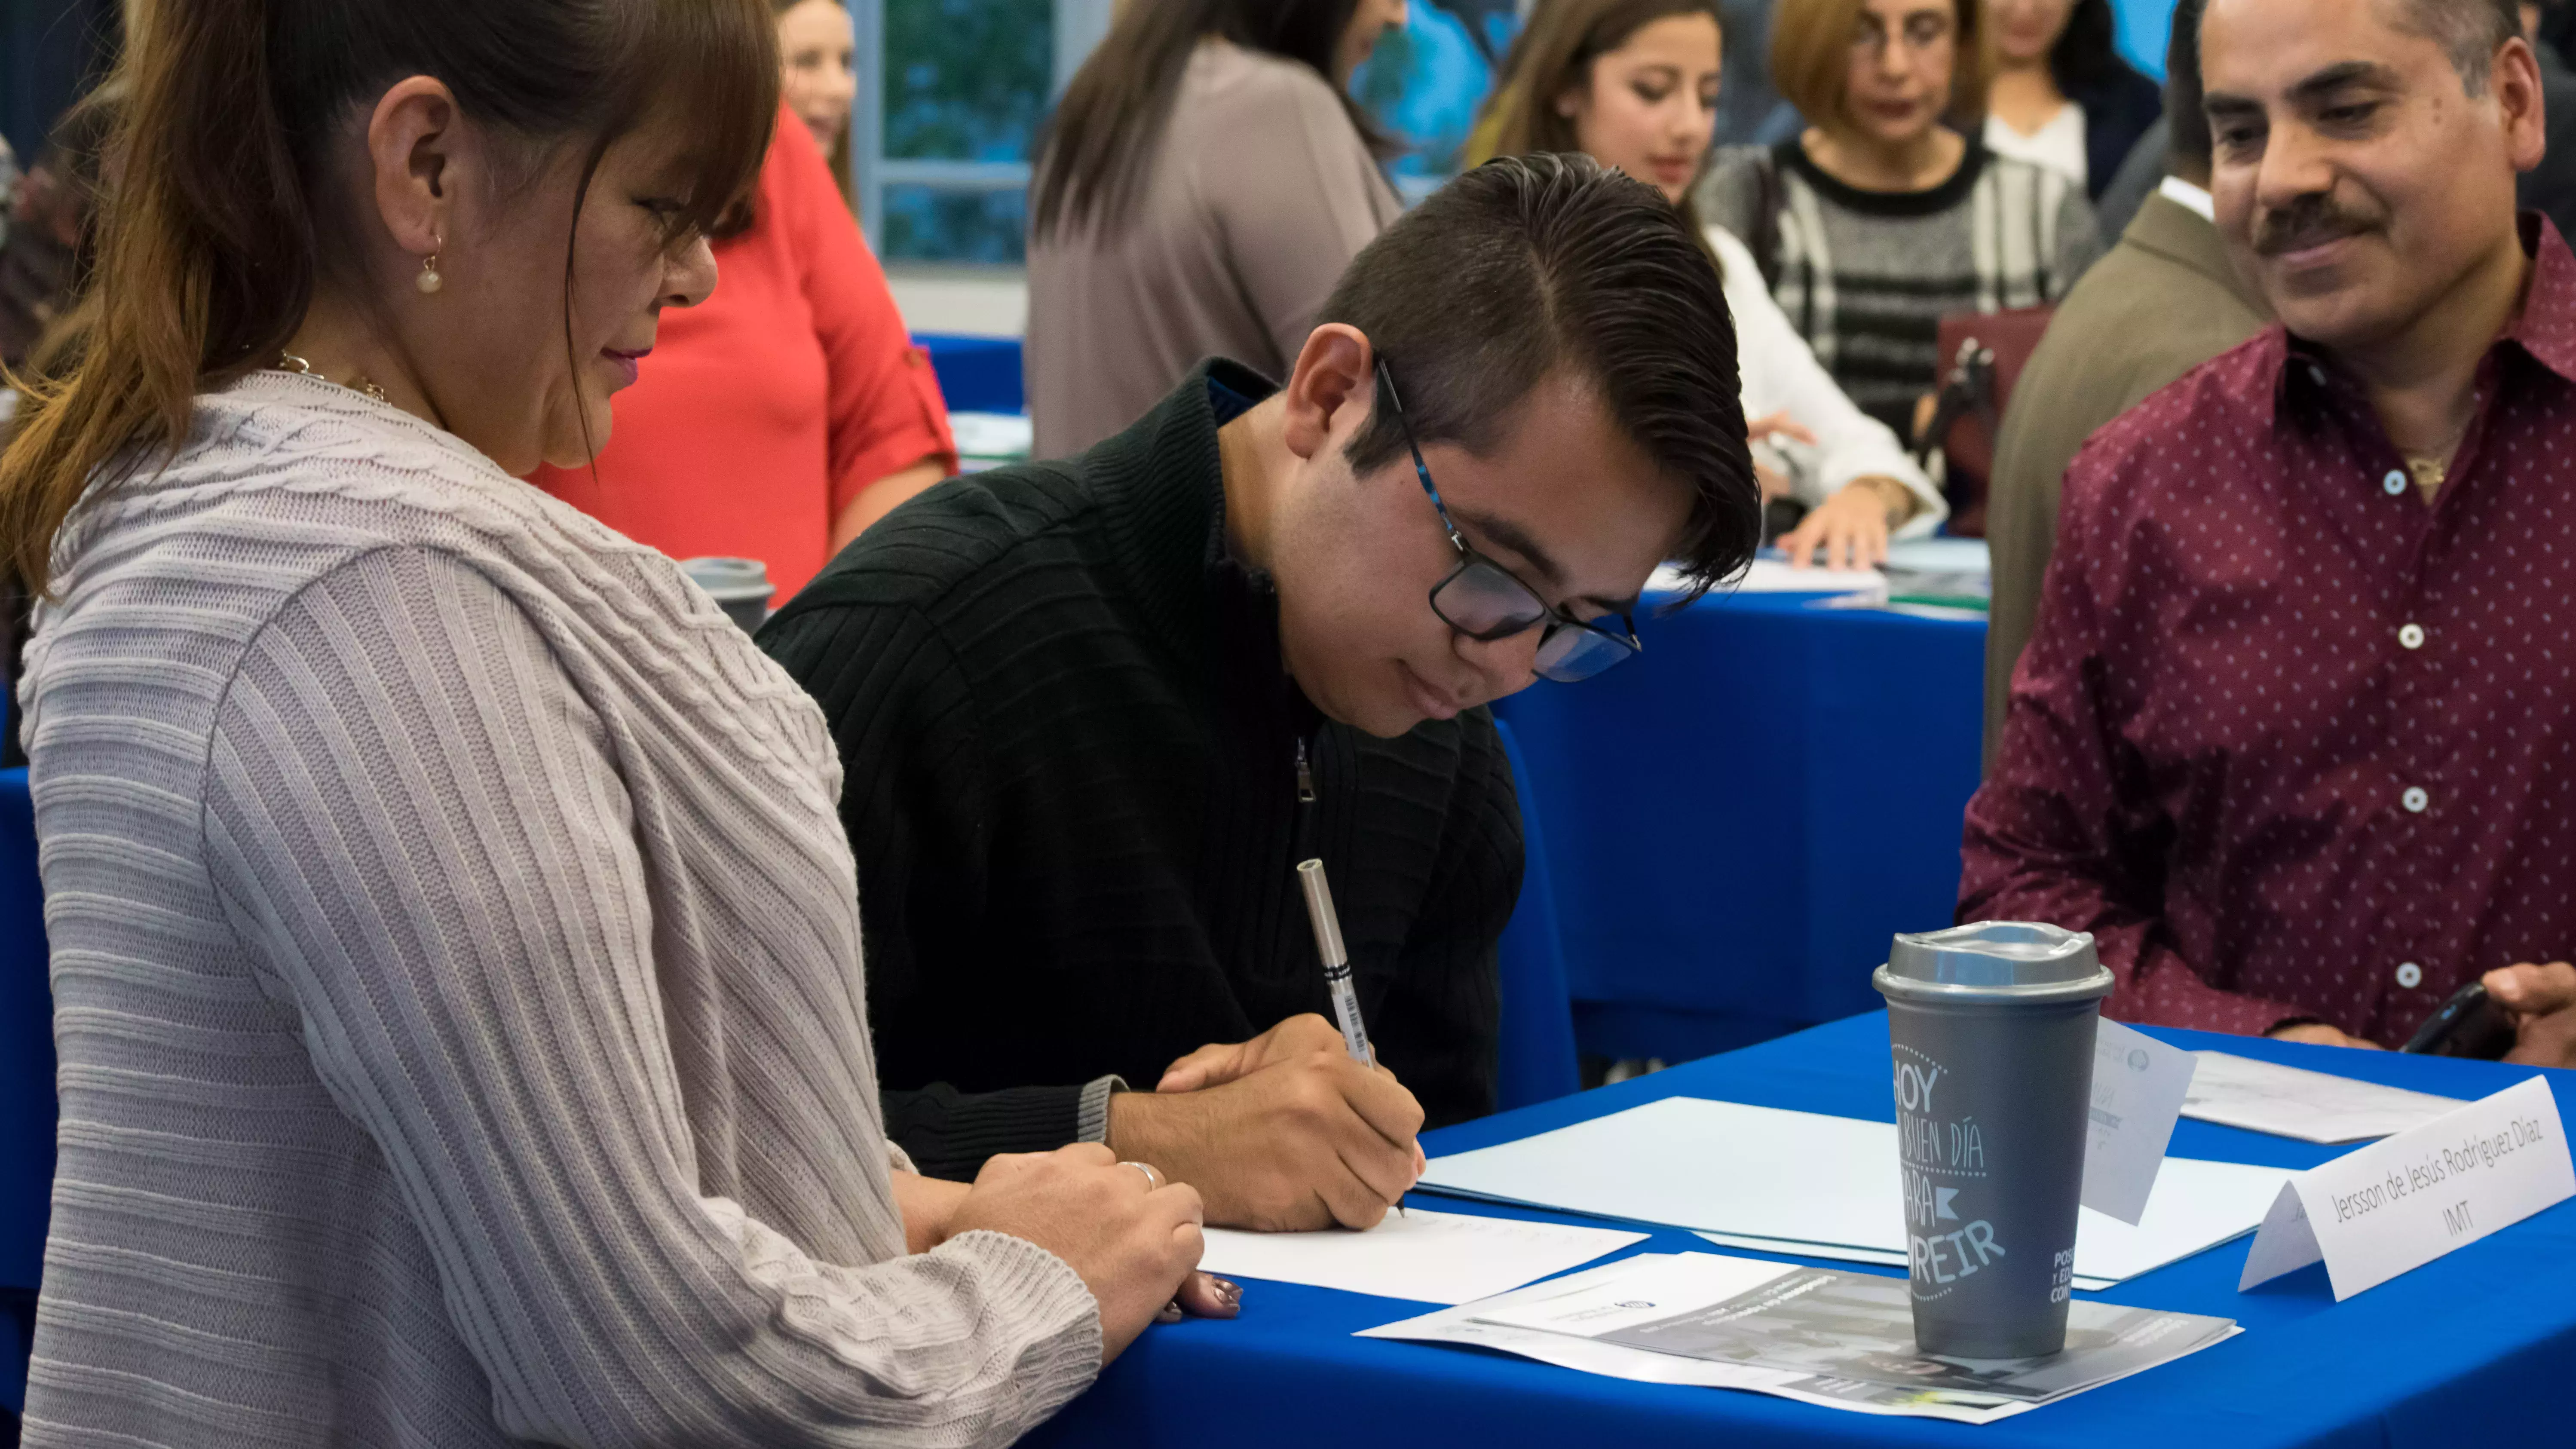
[1113,858,1424,1230]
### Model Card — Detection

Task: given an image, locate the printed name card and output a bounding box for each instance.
[2239,1076,2575,1300]
[2081,1018,2198,1225]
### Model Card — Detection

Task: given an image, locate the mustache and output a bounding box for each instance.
[2252,194,2377,257]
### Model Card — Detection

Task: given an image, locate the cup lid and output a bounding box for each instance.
[1875,921,2111,1003]
[679,556,771,589]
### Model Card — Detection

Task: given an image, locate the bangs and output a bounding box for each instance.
[613,0,780,238]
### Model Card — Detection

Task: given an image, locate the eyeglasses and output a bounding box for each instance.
[1376,358,1642,684]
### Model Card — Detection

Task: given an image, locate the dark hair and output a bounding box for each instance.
[2166,0,2213,171]
[1321,153,1760,594]
[1032,0,1392,239]
[2046,0,2134,93]
[2390,0,2524,92]
[0,0,779,595]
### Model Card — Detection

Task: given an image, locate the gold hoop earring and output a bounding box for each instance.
[416,252,443,294]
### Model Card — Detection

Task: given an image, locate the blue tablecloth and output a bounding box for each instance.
[913,332,1024,415]
[1493,591,1987,1063]
[1029,1012,2574,1448]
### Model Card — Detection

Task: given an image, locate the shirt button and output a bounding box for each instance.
[2396,962,2424,989]
[2383,469,2408,495]
[2402,785,2430,813]
[2398,623,2426,649]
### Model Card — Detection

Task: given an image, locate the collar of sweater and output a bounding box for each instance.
[1086,358,1325,741]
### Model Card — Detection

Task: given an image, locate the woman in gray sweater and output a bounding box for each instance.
[2,3,1227,1446]
[1025,0,1407,455]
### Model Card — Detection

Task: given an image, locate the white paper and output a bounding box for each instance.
[2239,1076,2575,1299]
[2082,1020,2197,1225]
[1418,1096,2291,1284]
[1685,1231,2115,1291]
[1195,1207,1646,1305]
[1650,559,1884,597]
[1361,1252,2239,1426]
[1882,537,1992,576]
[1473,1251,1801,1336]
[1360,1256,2024,1424]
[949,410,1032,461]
[2185,1051,2467,1143]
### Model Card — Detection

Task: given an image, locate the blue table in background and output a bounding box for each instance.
[1030,1012,2573,1449]
[1494,591,1987,1065]
[914,332,1023,415]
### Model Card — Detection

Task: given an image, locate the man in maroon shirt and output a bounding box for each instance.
[1963,0,2576,1065]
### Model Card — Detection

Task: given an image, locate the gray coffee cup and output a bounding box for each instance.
[679,556,775,634]
[1872,921,2112,1359]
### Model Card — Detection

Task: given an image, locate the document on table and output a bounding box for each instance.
[1686,1231,2116,1292]
[1415,1097,2292,1284]
[1194,1208,1647,1305]
[1360,1251,2239,1426]
[2183,1051,2466,1143]
[2083,1019,2198,1225]
[1649,559,1884,597]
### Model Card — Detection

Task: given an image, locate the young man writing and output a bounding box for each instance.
[763,155,1760,1229]
[1965,0,2576,1066]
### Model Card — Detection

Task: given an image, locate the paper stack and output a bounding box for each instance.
[1362,1251,2238,1425]
[1416,1097,2292,1288]
[2181,1051,2466,1143]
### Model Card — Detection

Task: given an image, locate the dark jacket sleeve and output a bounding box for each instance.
[1374,712,1519,1129]
[759,599,1088,1179]
[2071,64,2165,204]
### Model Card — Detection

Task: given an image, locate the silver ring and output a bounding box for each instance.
[1120,1160,1164,1191]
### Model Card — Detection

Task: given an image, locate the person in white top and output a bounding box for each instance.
[1984,0,2161,201]
[0,2,1229,1446]
[1466,0,1940,569]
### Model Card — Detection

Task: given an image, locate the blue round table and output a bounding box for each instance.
[1493,588,1987,1063]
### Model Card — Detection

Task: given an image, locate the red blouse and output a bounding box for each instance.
[533,110,956,600]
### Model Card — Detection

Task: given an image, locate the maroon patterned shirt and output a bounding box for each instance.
[1963,220,2576,1044]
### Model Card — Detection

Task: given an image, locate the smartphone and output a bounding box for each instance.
[2401,980,2518,1059]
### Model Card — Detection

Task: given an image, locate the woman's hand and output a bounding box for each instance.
[943,1143,1231,1363]
[1746,409,1819,447]
[1778,476,1914,571]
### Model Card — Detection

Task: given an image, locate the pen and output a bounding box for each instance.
[1296,857,1406,1215]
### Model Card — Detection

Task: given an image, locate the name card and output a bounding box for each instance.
[2239,1076,2574,1300]
[2081,1018,2197,1225]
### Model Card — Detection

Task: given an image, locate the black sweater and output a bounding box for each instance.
[761,361,1522,1180]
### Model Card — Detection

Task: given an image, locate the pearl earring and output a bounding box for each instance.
[416,251,443,294]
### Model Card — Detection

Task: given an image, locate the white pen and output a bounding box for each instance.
[1296,857,1406,1216]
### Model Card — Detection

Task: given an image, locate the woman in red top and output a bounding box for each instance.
[532,109,954,600]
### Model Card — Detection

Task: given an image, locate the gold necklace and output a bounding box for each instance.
[2400,412,2473,501]
[275,351,388,404]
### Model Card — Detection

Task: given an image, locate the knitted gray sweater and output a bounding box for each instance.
[16,370,1100,1447]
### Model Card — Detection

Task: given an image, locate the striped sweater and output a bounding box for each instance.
[1697,137,2102,438]
[16,370,1100,1448]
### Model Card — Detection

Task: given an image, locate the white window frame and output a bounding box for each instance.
[845,0,1112,255]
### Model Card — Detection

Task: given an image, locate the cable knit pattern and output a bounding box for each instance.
[15,370,1101,1448]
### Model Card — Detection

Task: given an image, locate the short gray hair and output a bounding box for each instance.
[2386,0,2523,93]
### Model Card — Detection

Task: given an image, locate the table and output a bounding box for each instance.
[913,332,1023,415]
[1492,591,1987,1064]
[1029,1011,2573,1448]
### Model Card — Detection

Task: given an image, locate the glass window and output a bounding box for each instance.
[884,0,1051,162]
[857,0,1955,266]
